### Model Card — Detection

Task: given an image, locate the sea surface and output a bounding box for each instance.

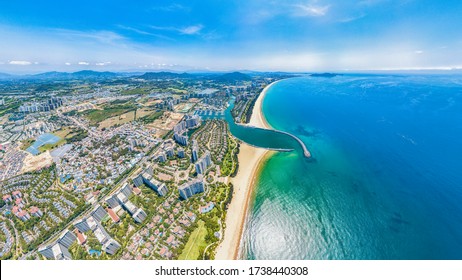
[236,74,462,259]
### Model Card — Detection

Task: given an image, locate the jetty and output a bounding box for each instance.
[274,129,311,158]
[246,125,311,158]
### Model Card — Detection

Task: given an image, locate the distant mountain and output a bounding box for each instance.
[0,72,13,79]
[30,70,120,80]
[214,71,252,82]
[31,71,71,79]
[72,70,119,78]
[138,71,194,80]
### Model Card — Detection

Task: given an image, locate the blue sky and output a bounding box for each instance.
[0,0,461,73]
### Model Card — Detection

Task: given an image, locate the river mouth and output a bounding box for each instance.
[207,97,311,158]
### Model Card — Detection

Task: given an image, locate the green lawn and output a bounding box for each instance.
[82,108,129,124]
[38,138,66,153]
[178,220,207,260]
[139,111,163,124]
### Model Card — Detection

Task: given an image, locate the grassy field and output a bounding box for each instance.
[20,139,35,150]
[121,88,151,95]
[35,126,87,153]
[138,110,163,124]
[178,220,207,260]
[82,108,130,125]
[80,100,138,125]
[38,138,66,153]
[53,127,74,138]
[99,111,136,129]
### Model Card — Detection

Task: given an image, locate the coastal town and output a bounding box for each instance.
[0,71,288,260]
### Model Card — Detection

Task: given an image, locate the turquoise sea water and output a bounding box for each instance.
[238,75,462,259]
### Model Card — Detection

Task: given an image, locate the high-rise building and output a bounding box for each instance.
[39,229,75,260]
[184,115,201,129]
[87,216,98,231]
[94,226,108,244]
[191,140,199,162]
[174,132,188,146]
[174,121,187,134]
[177,148,185,158]
[58,230,76,248]
[73,218,91,233]
[133,171,168,196]
[105,195,120,208]
[38,244,54,259]
[52,243,72,260]
[195,151,212,174]
[178,175,205,200]
[133,208,147,223]
[165,145,175,157]
[120,184,133,197]
[158,152,167,162]
[102,238,121,255]
[133,174,144,188]
[116,192,128,204]
[123,201,138,215]
[90,205,108,222]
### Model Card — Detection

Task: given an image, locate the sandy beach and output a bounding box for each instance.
[215,82,275,259]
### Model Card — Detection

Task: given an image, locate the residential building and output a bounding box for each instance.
[120,184,133,197]
[90,204,107,222]
[58,230,76,248]
[102,238,121,255]
[105,195,120,208]
[157,152,167,162]
[178,175,205,200]
[195,151,212,174]
[177,148,185,158]
[107,208,120,223]
[191,140,199,162]
[17,210,30,222]
[174,132,188,146]
[123,201,137,215]
[52,243,72,260]
[134,171,168,196]
[94,226,108,244]
[133,208,147,223]
[30,206,43,217]
[38,244,54,259]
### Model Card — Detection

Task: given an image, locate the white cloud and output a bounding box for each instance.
[65,62,71,65]
[9,60,32,65]
[180,25,203,35]
[78,61,90,65]
[150,24,204,35]
[293,4,330,17]
[414,50,424,54]
[95,62,111,66]
[151,3,190,12]
[52,29,125,46]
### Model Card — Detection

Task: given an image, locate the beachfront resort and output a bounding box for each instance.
[0,71,288,260]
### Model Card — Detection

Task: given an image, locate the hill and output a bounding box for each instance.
[214,71,252,82]
[138,72,193,80]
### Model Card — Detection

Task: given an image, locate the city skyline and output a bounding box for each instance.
[1,0,462,73]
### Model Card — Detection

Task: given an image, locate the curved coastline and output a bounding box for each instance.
[244,79,311,158]
[215,81,278,259]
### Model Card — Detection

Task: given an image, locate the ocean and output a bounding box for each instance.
[238,74,462,259]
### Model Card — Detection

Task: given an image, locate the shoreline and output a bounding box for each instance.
[249,80,279,130]
[215,81,277,259]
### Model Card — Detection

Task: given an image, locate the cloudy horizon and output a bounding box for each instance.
[1,0,462,74]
